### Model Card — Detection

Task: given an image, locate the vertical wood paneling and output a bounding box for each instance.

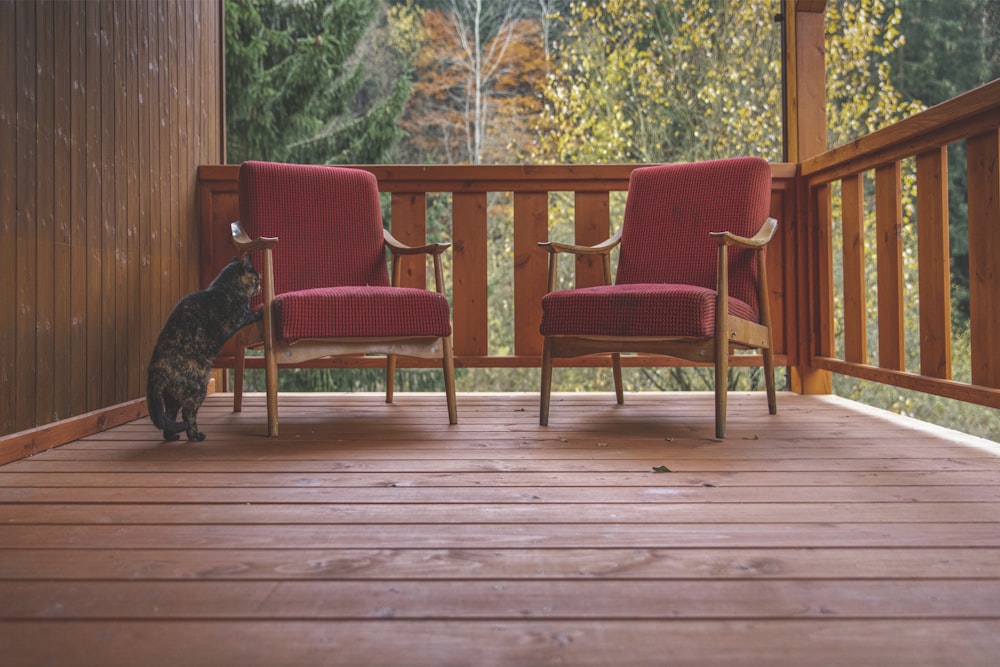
[875,162,905,371]
[967,130,1000,388]
[137,0,152,385]
[52,3,73,421]
[35,0,56,424]
[512,192,548,357]
[573,191,610,288]
[158,0,173,324]
[15,0,39,432]
[125,0,141,399]
[915,148,952,379]
[0,0,223,439]
[840,173,866,364]
[112,1,129,403]
[84,2,103,411]
[452,192,489,356]
[0,0,16,433]
[100,0,116,408]
[69,1,88,418]
[148,0,163,350]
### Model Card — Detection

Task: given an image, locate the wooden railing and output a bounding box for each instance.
[800,79,1000,409]
[198,163,798,371]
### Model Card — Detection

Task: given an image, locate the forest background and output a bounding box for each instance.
[224,0,1000,441]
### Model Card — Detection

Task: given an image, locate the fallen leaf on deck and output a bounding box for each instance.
[652,465,672,473]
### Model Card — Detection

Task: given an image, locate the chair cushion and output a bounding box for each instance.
[616,157,771,315]
[274,286,452,340]
[239,162,391,299]
[540,283,757,338]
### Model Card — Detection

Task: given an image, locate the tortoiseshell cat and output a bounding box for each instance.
[147,255,261,441]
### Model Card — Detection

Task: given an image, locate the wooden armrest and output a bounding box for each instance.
[709,217,778,249]
[231,221,278,253]
[383,229,451,256]
[538,229,622,256]
[540,230,621,292]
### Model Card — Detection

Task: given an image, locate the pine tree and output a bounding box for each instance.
[225,0,420,394]
[225,0,410,165]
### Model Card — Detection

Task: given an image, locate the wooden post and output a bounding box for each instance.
[784,0,833,394]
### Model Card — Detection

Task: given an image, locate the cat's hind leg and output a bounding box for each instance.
[161,393,185,441]
[181,396,206,442]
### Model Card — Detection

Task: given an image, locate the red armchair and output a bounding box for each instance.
[538,157,777,438]
[231,161,457,436]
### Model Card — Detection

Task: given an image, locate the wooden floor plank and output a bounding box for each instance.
[1,392,999,665]
[4,483,1000,503]
[2,501,999,524]
[2,620,999,667]
[4,522,1000,549]
[4,579,1000,619]
[5,547,1000,580]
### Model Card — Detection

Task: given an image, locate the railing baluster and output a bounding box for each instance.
[573,191,611,288]
[915,147,952,379]
[513,192,548,357]
[390,192,427,290]
[875,162,905,371]
[452,191,489,357]
[967,129,1000,388]
[841,173,867,364]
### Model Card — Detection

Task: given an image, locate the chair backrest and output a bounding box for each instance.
[238,161,390,295]
[615,157,772,313]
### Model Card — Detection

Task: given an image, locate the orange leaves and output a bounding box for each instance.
[399,8,547,164]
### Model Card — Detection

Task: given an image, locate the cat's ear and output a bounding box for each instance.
[239,254,254,269]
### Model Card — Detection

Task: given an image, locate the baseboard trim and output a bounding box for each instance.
[0,399,148,466]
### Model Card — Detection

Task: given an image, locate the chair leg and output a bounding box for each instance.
[233,344,246,413]
[264,346,279,438]
[540,337,553,426]
[386,354,397,405]
[442,338,457,425]
[611,353,624,404]
[715,343,728,439]
[763,346,777,415]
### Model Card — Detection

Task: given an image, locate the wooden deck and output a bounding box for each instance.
[2,391,1000,666]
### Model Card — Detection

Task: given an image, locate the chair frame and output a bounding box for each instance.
[538,218,778,438]
[231,222,457,437]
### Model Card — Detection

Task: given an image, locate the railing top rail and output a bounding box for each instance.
[199,163,797,193]
[800,78,1000,184]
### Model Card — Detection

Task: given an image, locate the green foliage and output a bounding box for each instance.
[535,0,783,164]
[225,0,410,164]
[889,0,999,324]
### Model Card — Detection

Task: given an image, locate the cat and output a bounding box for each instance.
[147,254,262,441]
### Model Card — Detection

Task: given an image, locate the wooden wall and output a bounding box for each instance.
[0,0,224,440]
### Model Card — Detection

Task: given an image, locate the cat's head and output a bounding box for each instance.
[214,255,261,298]
[234,254,261,298]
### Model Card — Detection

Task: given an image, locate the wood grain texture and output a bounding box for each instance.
[2,392,999,665]
[0,0,223,439]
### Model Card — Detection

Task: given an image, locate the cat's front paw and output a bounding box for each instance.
[163,430,181,442]
[187,431,206,442]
